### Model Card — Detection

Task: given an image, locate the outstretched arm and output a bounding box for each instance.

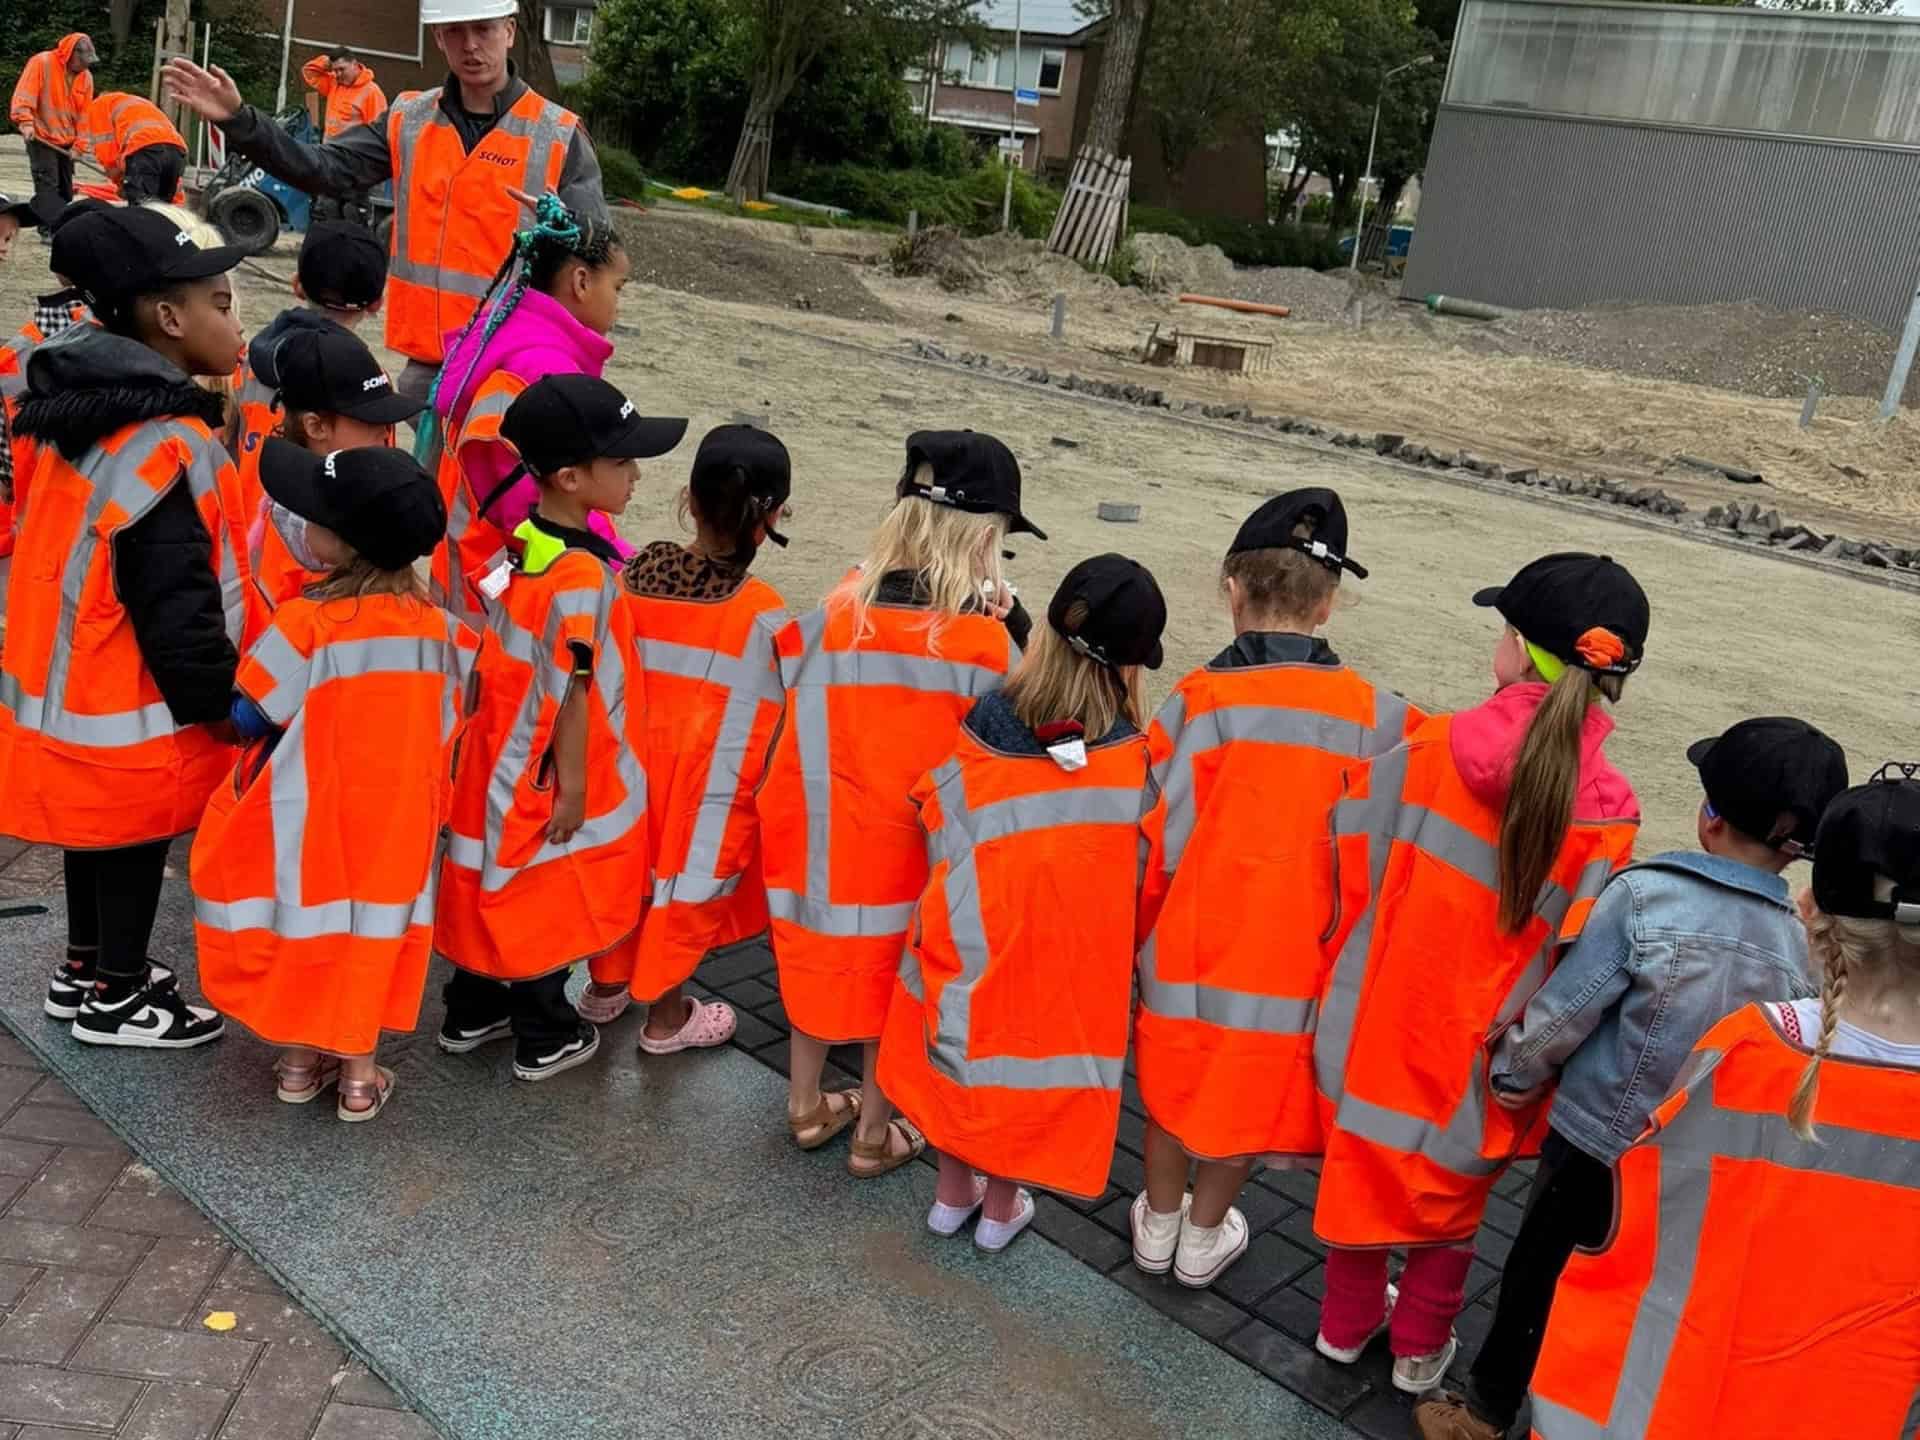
[163,58,392,197]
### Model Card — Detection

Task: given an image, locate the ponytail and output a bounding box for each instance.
[1790,907,1851,1141]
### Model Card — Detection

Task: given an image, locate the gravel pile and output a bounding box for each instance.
[1220,265,1365,325]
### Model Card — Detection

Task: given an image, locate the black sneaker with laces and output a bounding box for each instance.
[437,1016,514,1054]
[512,1023,600,1082]
[44,953,97,1021]
[72,966,224,1049]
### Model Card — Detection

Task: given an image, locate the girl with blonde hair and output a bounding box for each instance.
[757,430,1042,1177]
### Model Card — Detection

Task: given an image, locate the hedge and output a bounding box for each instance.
[1129,205,1343,271]
[779,162,1061,241]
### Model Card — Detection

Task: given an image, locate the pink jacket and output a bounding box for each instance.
[435,288,630,557]
[1448,681,1638,823]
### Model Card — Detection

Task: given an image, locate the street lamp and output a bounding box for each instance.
[1349,54,1433,274]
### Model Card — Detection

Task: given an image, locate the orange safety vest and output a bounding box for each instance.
[1530,1004,1920,1439]
[878,724,1149,1199]
[1135,659,1421,1162]
[435,544,647,979]
[9,40,94,152]
[80,93,184,187]
[430,369,521,629]
[1313,714,1635,1246]
[192,595,475,1056]
[0,413,249,848]
[757,598,1016,1043]
[301,56,386,140]
[383,88,578,365]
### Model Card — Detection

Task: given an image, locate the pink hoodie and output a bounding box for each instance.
[1448,681,1638,822]
[434,288,631,558]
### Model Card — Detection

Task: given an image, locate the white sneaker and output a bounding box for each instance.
[1316,1281,1399,1364]
[972,1189,1034,1253]
[1129,1191,1190,1274]
[927,1174,988,1237]
[1173,1206,1249,1288]
[1392,1332,1457,1395]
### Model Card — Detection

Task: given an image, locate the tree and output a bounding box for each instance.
[6,0,278,110]
[511,0,560,96]
[1078,0,1152,156]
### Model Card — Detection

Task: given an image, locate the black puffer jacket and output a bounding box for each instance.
[14,327,238,726]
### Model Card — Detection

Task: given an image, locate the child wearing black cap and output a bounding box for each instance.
[578,424,796,1050]
[193,440,469,1120]
[434,374,686,1082]
[758,429,1040,1178]
[1415,715,1850,1440]
[878,553,1167,1252]
[1,204,251,1050]
[1132,488,1419,1288]
[1313,552,1647,1396]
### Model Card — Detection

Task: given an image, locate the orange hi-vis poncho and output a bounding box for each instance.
[758,598,1016,1042]
[383,88,579,366]
[0,414,248,848]
[301,56,386,140]
[1135,652,1421,1161]
[1530,1004,1920,1439]
[192,595,476,1056]
[9,36,94,152]
[878,714,1150,1200]
[435,538,647,980]
[80,93,185,191]
[1313,715,1636,1247]
[590,574,787,1002]
[431,369,520,631]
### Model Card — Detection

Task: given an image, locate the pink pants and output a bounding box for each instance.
[1320,1244,1474,1358]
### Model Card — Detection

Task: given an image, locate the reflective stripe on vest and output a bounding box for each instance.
[89,93,181,172]
[0,329,37,398]
[437,375,520,627]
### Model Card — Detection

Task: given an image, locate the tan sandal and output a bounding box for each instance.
[848,1117,925,1179]
[273,1055,340,1104]
[337,1065,396,1124]
[789,1088,861,1150]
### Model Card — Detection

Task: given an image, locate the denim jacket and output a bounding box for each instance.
[1490,851,1814,1165]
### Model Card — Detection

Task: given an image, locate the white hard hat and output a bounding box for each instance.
[418,0,519,22]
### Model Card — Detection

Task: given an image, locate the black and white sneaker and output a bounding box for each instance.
[44,957,97,1020]
[72,969,223,1049]
[512,1024,600,1082]
[437,1016,514,1054]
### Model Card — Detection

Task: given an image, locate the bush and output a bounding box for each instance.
[1128,205,1343,270]
[781,162,1061,240]
[598,146,650,204]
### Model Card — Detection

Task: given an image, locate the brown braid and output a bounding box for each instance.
[1790,907,1851,1141]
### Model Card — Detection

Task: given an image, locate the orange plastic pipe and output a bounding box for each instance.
[1177,293,1292,318]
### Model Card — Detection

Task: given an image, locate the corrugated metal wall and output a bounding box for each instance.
[1401,106,1920,330]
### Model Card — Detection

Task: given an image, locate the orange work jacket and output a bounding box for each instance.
[1531,1004,1920,1439]
[878,722,1150,1199]
[383,88,578,365]
[435,540,647,980]
[0,414,249,848]
[592,574,787,1002]
[1313,714,1636,1246]
[301,56,386,139]
[1134,656,1421,1162]
[192,595,475,1056]
[430,369,520,630]
[757,599,1016,1043]
[80,93,185,187]
[9,37,94,151]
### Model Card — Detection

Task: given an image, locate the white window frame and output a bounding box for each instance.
[1037,48,1066,94]
[544,6,594,46]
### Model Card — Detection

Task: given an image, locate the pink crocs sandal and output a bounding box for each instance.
[577,982,633,1025]
[637,998,737,1055]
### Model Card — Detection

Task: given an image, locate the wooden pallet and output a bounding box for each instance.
[1144,329,1274,375]
[1046,147,1133,270]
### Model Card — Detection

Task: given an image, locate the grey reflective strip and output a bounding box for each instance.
[791,646,1005,696]
[463,386,517,424]
[1335,1089,1504,1178]
[1533,1084,1920,1440]
[1,331,34,396]
[387,94,443,277]
[766,888,913,937]
[1135,932,1319,1034]
[896,942,924,1002]
[245,624,310,725]
[0,672,176,747]
[651,872,741,908]
[193,891,433,942]
[389,255,495,299]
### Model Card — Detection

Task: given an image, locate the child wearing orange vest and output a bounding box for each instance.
[579,425,796,1050]
[758,431,1041,1178]
[880,554,1166,1252]
[194,441,467,1120]
[1133,489,1417,1287]
[1313,553,1646,1395]
[435,374,685,1082]
[1526,768,1920,1439]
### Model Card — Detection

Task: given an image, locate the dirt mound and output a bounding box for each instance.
[614,207,895,324]
[1129,233,1235,296]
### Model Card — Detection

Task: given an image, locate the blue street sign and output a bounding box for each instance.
[1015,88,1040,106]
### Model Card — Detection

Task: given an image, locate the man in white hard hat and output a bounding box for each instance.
[164,1,606,402]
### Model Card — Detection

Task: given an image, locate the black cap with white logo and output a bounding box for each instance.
[259,439,446,571]
[1811,764,1920,922]
[501,374,688,478]
[899,430,1046,539]
[1687,717,1849,857]
[1229,487,1366,578]
[1048,553,1167,671]
[275,327,423,426]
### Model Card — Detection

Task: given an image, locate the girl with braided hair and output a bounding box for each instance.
[426,193,633,624]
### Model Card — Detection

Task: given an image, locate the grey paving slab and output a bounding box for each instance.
[0,888,1351,1440]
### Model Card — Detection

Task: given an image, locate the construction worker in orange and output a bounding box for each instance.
[300,49,386,224]
[0,205,252,1051]
[163,1,606,406]
[879,555,1167,1255]
[9,34,97,220]
[1131,490,1421,1291]
[435,376,680,1083]
[78,93,188,206]
[758,431,1042,1179]
[1529,768,1920,1439]
[193,443,471,1123]
[583,425,797,1054]
[1311,553,1647,1397]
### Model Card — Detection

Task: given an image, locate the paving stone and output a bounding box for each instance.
[0,1265,36,1310]
[1223,1318,1374,1415]
[1254,1282,1325,1342]
[215,1251,281,1296]
[0,1036,44,1071]
[1110,1264,1250,1342]
[196,1289,342,1352]
[1212,1231,1319,1309]
[1255,1163,1321,1208]
[89,1186,220,1241]
[109,1239,232,1328]
[1480,1192,1527,1239]
[333,1361,405,1410]
[312,1403,442,1439]
[1030,1196,1129,1273]
[1462,1258,1502,1304]
[5,1144,126,1222]
[1293,1262,1326,1300]
[1088,1191,1134,1237]
[0,1267,121,1363]
[218,1340,349,1439]
[0,1074,43,1120]
[725,1008,780,1052]
[752,997,789,1030]
[1,1103,127,1154]
[1105,1148,1145,1199]
[0,1360,141,1428]
[1472,1219,1515,1269]
[1345,1387,1420,1438]
[0,1218,147,1274]
[695,945,774,988]
[1272,1205,1329,1257]
[123,1380,236,1440]
[1235,1182,1294,1236]
[1113,1107,1146,1158]
[0,1142,53,1181]
[719,977,779,1011]
[750,1037,790,1078]
[68,1321,260,1388]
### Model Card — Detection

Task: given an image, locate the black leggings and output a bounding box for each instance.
[63,841,171,984]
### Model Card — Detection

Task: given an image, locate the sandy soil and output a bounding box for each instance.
[6,145,1917,856]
